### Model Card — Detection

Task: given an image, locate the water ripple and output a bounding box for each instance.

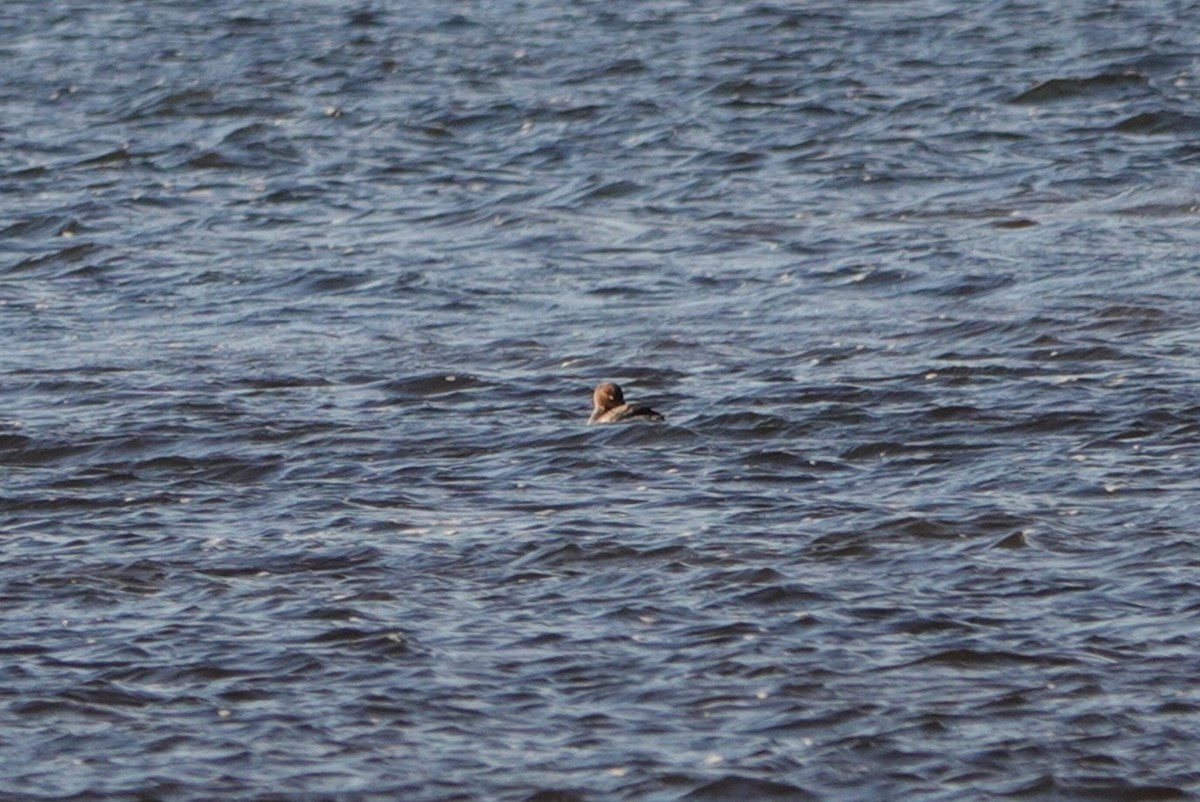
[4,0,1200,800]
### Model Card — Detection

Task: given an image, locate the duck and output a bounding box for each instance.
[588,382,665,424]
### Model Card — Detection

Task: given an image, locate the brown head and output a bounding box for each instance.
[592,382,624,412]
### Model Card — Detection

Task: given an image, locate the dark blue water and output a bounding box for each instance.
[4,1,1200,800]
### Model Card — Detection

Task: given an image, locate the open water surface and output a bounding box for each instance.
[4,1,1200,800]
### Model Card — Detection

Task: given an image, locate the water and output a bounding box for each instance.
[4,1,1200,799]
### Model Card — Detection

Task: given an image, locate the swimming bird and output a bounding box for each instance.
[588,382,665,424]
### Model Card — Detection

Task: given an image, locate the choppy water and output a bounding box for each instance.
[4,1,1200,800]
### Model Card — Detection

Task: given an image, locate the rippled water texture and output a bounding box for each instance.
[4,1,1200,800]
